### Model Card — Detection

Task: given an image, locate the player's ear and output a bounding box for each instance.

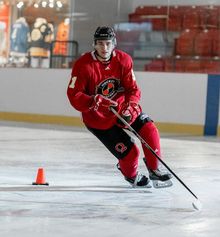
[113,37,117,47]
[92,39,97,48]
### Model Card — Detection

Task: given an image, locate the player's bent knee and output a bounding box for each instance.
[139,120,159,136]
[122,143,139,161]
[132,113,153,132]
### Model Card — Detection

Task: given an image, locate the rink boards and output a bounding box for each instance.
[0,68,219,136]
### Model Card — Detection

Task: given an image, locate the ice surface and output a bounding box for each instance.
[0,122,220,237]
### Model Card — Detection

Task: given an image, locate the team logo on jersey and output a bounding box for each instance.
[96,78,122,98]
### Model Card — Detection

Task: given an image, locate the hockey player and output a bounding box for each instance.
[67,26,172,187]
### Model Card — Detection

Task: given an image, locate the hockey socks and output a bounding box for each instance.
[138,122,161,170]
[117,144,151,188]
[118,144,139,179]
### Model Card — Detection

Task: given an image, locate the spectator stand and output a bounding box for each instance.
[137,4,220,74]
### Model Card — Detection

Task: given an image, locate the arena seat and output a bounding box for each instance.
[206,6,219,29]
[135,5,167,15]
[203,60,220,74]
[129,13,144,23]
[114,23,149,56]
[167,6,183,31]
[144,58,165,71]
[182,7,200,29]
[129,13,166,30]
[184,59,203,73]
[194,29,214,56]
[164,57,174,72]
[173,58,185,72]
[175,29,198,56]
[130,5,168,31]
[212,29,220,56]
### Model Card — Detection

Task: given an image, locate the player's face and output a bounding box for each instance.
[95,39,115,60]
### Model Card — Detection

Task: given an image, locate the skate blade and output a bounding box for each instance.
[152,180,173,189]
[131,183,152,189]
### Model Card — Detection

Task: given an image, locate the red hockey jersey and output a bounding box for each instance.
[67,49,141,129]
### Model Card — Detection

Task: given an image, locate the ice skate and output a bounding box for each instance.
[125,173,151,188]
[117,163,151,188]
[148,168,173,188]
[143,158,173,188]
[148,168,172,181]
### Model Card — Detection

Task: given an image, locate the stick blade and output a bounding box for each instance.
[152,180,173,189]
[192,199,202,211]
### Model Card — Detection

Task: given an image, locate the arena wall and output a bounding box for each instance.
[0,68,219,136]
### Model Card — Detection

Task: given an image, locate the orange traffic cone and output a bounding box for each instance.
[32,168,49,186]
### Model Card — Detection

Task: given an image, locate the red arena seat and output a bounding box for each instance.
[182,7,200,29]
[144,58,165,72]
[175,29,198,56]
[174,58,187,72]
[194,29,214,56]
[212,29,220,56]
[206,6,219,29]
[135,5,167,15]
[184,59,203,73]
[203,60,220,74]
[167,6,183,31]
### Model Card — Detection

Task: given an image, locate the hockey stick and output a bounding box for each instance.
[110,107,202,210]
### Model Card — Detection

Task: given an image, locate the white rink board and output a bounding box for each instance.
[136,72,207,124]
[0,68,79,117]
[0,68,208,126]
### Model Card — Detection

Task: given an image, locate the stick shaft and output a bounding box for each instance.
[111,107,198,200]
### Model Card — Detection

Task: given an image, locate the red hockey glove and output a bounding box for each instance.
[90,94,118,113]
[117,102,141,127]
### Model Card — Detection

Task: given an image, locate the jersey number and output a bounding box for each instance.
[69,76,77,88]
